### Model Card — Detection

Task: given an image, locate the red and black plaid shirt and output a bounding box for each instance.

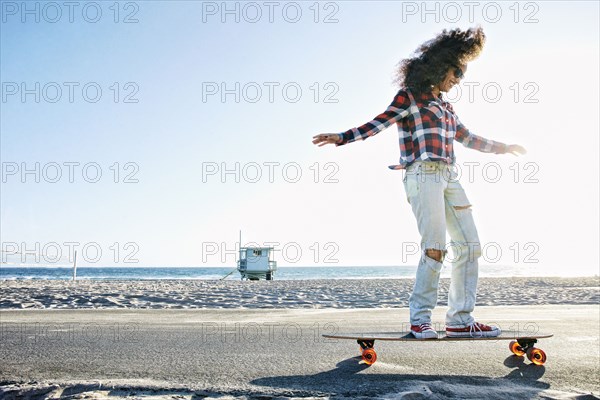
[336,88,508,169]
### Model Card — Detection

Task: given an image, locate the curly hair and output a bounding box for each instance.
[395,26,486,94]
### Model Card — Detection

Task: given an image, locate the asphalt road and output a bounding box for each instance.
[1,305,598,398]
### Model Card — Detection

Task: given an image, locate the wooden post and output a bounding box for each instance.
[72,250,77,281]
[238,229,242,280]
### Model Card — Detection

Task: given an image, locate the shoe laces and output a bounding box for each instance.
[420,323,433,331]
[469,322,487,337]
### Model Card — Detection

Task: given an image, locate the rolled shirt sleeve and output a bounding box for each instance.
[454,116,508,154]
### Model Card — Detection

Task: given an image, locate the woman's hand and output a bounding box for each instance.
[506,144,527,156]
[312,133,342,147]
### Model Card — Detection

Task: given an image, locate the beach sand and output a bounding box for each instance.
[1,277,598,310]
[1,277,599,399]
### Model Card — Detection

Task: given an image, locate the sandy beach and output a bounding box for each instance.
[1,277,599,399]
[1,277,598,310]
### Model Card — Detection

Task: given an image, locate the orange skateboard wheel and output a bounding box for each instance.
[509,340,525,357]
[526,347,547,365]
[362,348,377,365]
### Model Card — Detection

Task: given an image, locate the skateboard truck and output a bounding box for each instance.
[357,339,377,364]
[509,338,547,365]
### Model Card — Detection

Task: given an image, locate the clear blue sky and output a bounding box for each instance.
[1,1,598,275]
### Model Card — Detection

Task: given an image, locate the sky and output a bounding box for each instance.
[1,1,599,275]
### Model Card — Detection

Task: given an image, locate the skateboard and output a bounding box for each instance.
[323,330,553,366]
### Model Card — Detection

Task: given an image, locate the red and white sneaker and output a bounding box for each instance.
[446,322,501,338]
[410,323,438,339]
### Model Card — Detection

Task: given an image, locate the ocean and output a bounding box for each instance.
[0,265,595,280]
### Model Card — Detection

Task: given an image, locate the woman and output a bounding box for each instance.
[312,27,526,339]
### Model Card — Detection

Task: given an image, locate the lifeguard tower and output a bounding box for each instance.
[237,246,277,280]
[232,231,278,281]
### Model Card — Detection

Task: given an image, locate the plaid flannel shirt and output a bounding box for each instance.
[335,88,508,169]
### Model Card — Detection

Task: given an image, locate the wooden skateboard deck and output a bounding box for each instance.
[323,330,553,366]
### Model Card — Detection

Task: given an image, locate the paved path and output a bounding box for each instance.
[1,305,598,398]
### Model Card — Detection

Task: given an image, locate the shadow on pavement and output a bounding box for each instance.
[251,355,551,399]
[504,355,547,381]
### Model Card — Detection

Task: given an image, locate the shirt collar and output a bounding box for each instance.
[414,91,443,102]
[408,89,454,113]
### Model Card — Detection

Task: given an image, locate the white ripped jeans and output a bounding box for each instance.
[402,160,482,328]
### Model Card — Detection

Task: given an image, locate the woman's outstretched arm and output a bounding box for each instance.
[455,116,526,156]
[313,90,411,147]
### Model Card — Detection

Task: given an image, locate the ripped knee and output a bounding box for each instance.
[425,248,445,262]
[453,204,472,210]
